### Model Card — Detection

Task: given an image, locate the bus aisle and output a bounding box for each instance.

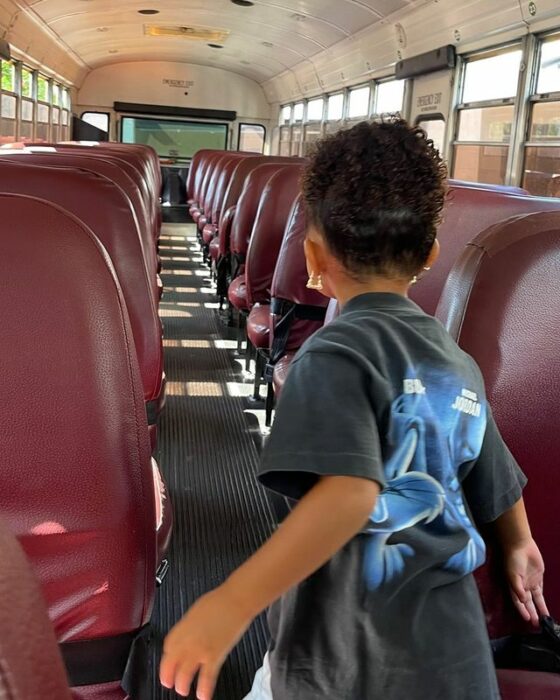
[152,219,276,699]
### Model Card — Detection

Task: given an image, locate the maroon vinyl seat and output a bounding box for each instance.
[0,159,166,453]
[0,518,72,700]
[246,304,271,348]
[204,155,297,249]
[271,352,295,397]
[251,195,328,421]
[1,193,166,700]
[228,275,249,311]
[497,669,560,699]
[46,143,159,243]
[187,149,214,205]
[411,184,560,315]
[436,210,560,697]
[229,163,299,279]
[209,235,220,262]
[0,150,159,296]
[244,164,304,335]
[191,151,225,223]
[230,164,302,317]
[202,153,257,245]
[215,157,305,297]
[189,149,225,215]
[196,152,231,234]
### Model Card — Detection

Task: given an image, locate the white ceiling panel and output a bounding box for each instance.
[14,0,428,82]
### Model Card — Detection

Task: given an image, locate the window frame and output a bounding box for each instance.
[450,42,524,186]
[237,122,266,154]
[119,115,229,161]
[326,92,345,122]
[520,32,560,195]
[81,110,111,135]
[347,83,372,120]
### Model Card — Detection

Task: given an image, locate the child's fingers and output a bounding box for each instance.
[159,652,178,689]
[174,660,200,698]
[511,592,531,622]
[531,584,549,618]
[196,662,220,700]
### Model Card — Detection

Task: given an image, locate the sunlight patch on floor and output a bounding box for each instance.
[163,339,211,348]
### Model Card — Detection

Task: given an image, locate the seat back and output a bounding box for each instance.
[410,185,560,316]
[270,195,329,351]
[187,149,214,202]
[200,152,231,223]
[41,143,158,241]
[0,193,156,644]
[219,156,304,233]
[0,150,155,271]
[192,149,225,205]
[0,160,163,409]
[197,151,227,214]
[210,152,258,226]
[230,163,296,260]
[0,519,72,700]
[245,164,303,308]
[436,210,560,637]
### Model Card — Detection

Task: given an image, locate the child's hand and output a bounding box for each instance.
[159,585,253,699]
[504,537,549,626]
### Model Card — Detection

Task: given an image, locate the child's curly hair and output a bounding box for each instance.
[302,118,448,279]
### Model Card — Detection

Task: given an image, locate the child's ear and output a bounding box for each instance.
[426,239,440,270]
[304,236,321,277]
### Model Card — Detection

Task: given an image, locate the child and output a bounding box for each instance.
[160,119,548,700]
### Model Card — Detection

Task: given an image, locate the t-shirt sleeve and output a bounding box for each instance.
[461,404,527,524]
[258,350,386,500]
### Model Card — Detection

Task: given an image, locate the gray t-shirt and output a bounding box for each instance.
[258,292,526,700]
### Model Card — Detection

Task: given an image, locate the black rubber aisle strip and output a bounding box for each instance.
[151,222,276,700]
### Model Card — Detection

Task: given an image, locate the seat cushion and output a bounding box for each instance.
[247,304,271,349]
[197,215,208,232]
[203,223,217,245]
[228,275,248,311]
[209,237,220,262]
[498,669,560,699]
[273,352,295,397]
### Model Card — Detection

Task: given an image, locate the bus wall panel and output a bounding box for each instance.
[1,1,85,86]
[76,61,272,142]
[263,0,560,105]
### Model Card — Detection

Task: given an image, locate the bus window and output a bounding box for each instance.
[522,37,560,197]
[82,111,110,134]
[325,93,344,134]
[306,98,324,122]
[327,93,344,121]
[1,60,17,142]
[293,102,304,123]
[291,124,302,155]
[36,75,50,142]
[348,86,370,120]
[374,79,405,116]
[279,104,291,125]
[121,116,228,162]
[453,47,522,185]
[417,116,446,155]
[238,123,265,153]
[303,123,322,155]
[279,125,290,155]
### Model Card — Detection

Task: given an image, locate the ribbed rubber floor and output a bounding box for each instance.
[151,223,276,699]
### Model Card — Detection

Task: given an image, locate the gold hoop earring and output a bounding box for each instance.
[306,273,323,291]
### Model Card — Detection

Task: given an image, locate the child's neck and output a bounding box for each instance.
[334,276,411,308]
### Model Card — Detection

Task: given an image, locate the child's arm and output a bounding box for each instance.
[493,497,549,625]
[160,475,380,700]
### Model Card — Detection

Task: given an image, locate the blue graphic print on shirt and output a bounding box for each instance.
[364,366,488,590]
